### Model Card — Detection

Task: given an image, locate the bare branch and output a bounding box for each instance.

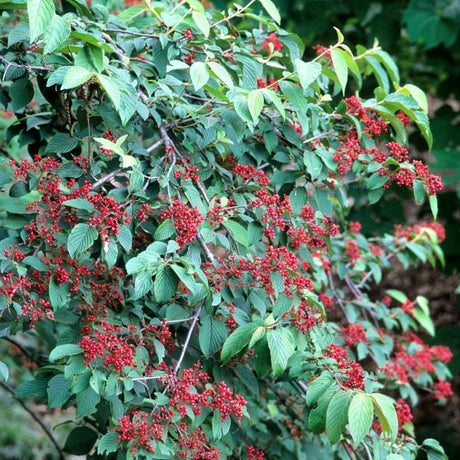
[91,168,124,190]
[0,54,54,72]
[0,381,65,460]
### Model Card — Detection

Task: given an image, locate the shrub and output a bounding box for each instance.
[0,1,453,459]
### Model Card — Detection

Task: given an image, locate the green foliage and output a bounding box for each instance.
[0,1,453,459]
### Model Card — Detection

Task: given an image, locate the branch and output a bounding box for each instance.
[91,168,123,190]
[0,381,65,460]
[146,138,164,154]
[328,271,351,321]
[174,305,202,374]
[356,253,393,289]
[1,337,33,361]
[0,54,54,72]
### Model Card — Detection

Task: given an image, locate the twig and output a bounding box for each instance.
[0,381,65,460]
[328,271,350,321]
[356,253,393,289]
[174,306,202,374]
[196,234,215,262]
[1,337,33,361]
[91,168,123,190]
[0,54,54,72]
[104,28,160,39]
[146,138,164,154]
[303,130,337,144]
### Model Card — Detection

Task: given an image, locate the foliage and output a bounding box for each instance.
[0,1,454,459]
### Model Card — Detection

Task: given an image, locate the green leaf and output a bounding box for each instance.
[170,264,201,296]
[27,0,55,42]
[248,89,264,122]
[263,89,285,120]
[190,61,209,90]
[259,0,281,24]
[306,373,334,406]
[348,393,374,446]
[267,328,295,377]
[64,427,98,455]
[295,59,322,90]
[304,152,323,180]
[47,374,70,408]
[402,84,428,113]
[221,322,263,362]
[429,195,438,220]
[331,49,348,94]
[192,10,210,37]
[67,223,98,259]
[0,361,9,381]
[372,393,398,442]
[386,289,408,303]
[199,316,227,358]
[76,387,100,418]
[224,220,249,247]
[49,344,83,363]
[97,432,119,455]
[133,270,153,300]
[43,14,70,54]
[9,78,34,111]
[413,309,435,336]
[208,61,233,89]
[154,267,178,303]
[309,387,334,433]
[49,275,70,308]
[62,198,95,212]
[62,66,93,90]
[326,391,352,443]
[46,133,79,154]
[117,225,132,252]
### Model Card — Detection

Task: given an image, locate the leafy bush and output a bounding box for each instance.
[0,1,454,459]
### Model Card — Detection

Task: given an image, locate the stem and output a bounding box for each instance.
[91,168,123,190]
[0,381,65,460]
[173,306,202,375]
[146,138,164,154]
[211,0,257,28]
[0,54,54,72]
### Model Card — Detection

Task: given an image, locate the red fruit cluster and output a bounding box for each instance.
[160,200,204,248]
[98,129,117,156]
[205,245,314,297]
[394,222,446,244]
[206,198,236,226]
[80,321,136,372]
[433,379,453,400]
[381,333,452,386]
[262,33,283,53]
[395,398,413,430]
[324,344,365,389]
[341,322,368,347]
[247,446,265,459]
[233,163,270,186]
[282,300,321,332]
[345,241,361,264]
[256,77,279,91]
[174,157,200,182]
[345,96,388,137]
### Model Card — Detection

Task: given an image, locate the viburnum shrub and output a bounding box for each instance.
[0,0,453,459]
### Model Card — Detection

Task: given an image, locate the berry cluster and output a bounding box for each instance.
[324,344,365,389]
[160,200,204,248]
[80,321,136,372]
[205,246,314,297]
[262,33,283,53]
[341,322,368,347]
[98,129,117,155]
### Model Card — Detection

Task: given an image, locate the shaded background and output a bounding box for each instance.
[0,0,459,458]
